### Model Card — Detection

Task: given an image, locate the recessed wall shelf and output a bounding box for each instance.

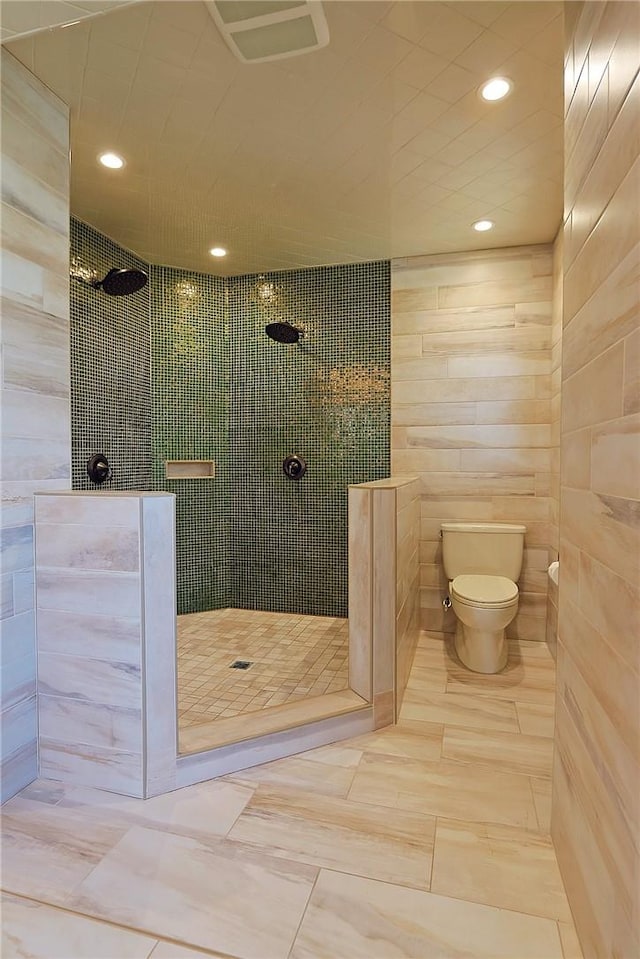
[165,460,215,480]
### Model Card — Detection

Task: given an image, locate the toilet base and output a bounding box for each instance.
[454,622,508,674]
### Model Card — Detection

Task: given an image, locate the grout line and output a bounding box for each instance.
[528,776,545,835]
[1,889,239,959]
[428,816,438,890]
[514,701,523,733]
[286,869,320,959]
[556,919,567,959]
[407,875,571,924]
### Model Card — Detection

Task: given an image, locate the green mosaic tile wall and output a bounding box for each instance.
[70,218,390,617]
[227,263,390,617]
[150,266,230,613]
[70,218,152,491]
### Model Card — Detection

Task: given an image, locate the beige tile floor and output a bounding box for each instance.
[178,608,349,727]
[1,632,584,959]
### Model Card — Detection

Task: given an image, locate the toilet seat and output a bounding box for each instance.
[451,574,518,608]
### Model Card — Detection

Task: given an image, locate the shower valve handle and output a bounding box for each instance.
[283,454,307,480]
[87,453,111,484]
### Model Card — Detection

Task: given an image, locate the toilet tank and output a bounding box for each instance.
[441,523,526,581]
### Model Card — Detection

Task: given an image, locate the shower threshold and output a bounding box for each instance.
[178,688,368,755]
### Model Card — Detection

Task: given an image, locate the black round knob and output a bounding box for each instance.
[87,453,111,484]
[283,454,306,481]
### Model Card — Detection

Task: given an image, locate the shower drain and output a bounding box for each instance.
[230,660,253,670]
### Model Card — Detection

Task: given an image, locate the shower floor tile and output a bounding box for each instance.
[177,608,349,729]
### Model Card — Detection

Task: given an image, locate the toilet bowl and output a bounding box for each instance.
[440,523,526,674]
[450,574,519,673]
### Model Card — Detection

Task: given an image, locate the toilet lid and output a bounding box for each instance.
[452,574,518,607]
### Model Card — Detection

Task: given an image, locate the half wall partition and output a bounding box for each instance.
[33,479,419,796]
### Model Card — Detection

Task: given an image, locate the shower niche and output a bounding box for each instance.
[165,460,216,480]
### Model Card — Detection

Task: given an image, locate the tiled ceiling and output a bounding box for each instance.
[5,1,564,275]
[0,0,141,43]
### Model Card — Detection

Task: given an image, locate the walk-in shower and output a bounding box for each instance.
[69,220,390,752]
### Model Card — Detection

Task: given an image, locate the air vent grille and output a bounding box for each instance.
[205,0,329,63]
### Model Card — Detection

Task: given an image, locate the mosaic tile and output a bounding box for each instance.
[178,608,349,728]
[149,265,230,614]
[70,219,151,492]
[227,263,390,617]
[71,220,390,616]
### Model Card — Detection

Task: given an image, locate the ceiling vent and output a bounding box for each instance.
[205,0,329,63]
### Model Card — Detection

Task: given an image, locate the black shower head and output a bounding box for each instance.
[93,268,148,296]
[265,322,302,344]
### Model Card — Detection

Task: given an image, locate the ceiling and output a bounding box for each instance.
[5,1,564,276]
[0,0,140,43]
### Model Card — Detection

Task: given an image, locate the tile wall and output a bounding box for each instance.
[0,50,70,802]
[391,246,553,641]
[35,491,177,798]
[150,266,230,613]
[70,219,151,491]
[70,222,390,617]
[348,476,421,726]
[227,264,390,618]
[553,3,640,957]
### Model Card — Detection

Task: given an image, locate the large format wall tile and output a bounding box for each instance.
[37,608,141,662]
[391,246,554,641]
[0,49,70,802]
[37,652,141,710]
[36,569,141,618]
[35,523,140,572]
[39,739,144,796]
[555,7,640,958]
[38,696,142,752]
[348,477,420,722]
[35,492,177,800]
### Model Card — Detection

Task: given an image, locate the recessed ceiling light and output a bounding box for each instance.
[98,152,125,169]
[209,247,227,257]
[480,77,512,102]
[473,220,494,232]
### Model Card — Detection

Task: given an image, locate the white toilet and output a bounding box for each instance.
[441,522,526,674]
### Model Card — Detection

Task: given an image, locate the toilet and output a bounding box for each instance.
[441,522,526,674]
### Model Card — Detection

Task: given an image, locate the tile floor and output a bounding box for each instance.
[177,608,349,728]
[1,632,584,959]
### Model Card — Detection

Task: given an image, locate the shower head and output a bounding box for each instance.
[265,322,302,344]
[93,268,148,296]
